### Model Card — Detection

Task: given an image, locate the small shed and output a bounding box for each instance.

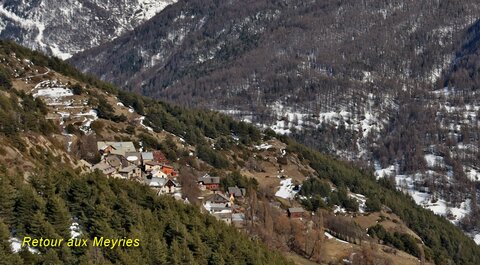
[287,207,304,219]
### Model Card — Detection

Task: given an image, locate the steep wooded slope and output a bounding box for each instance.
[70,0,478,113]
[0,0,176,59]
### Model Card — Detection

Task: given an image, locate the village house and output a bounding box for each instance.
[161,164,177,177]
[228,186,246,199]
[211,211,232,224]
[125,152,142,166]
[287,207,305,219]
[92,162,116,176]
[97,141,136,157]
[204,192,230,204]
[198,174,221,191]
[105,155,121,169]
[147,177,179,195]
[203,195,233,224]
[232,213,246,228]
[118,165,142,180]
[144,161,162,172]
[104,154,129,170]
[141,152,154,164]
[149,169,168,179]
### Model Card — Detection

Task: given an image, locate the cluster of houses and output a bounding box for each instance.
[88,141,304,226]
[197,174,247,226]
[197,174,305,225]
[91,141,181,198]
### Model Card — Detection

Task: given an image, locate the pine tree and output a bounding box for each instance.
[146,237,168,265]
[168,239,182,265]
[41,249,62,265]
[208,252,226,265]
[178,239,195,264]
[15,187,43,235]
[28,211,58,239]
[89,204,115,238]
[46,196,71,238]
[67,178,92,219]
[0,176,16,225]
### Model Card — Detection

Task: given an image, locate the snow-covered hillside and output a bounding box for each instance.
[0,0,176,58]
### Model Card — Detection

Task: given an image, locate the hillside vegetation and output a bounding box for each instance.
[0,169,291,265]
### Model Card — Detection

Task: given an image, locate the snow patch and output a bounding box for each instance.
[70,222,82,238]
[137,116,154,132]
[374,162,396,179]
[74,109,98,134]
[424,154,444,168]
[334,205,347,214]
[10,237,39,254]
[464,166,480,182]
[474,233,480,245]
[324,232,349,244]
[275,178,299,199]
[396,174,469,224]
[33,87,73,98]
[350,193,367,213]
[254,143,273,150]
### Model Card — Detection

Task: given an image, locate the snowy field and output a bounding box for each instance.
[33,87,73,99]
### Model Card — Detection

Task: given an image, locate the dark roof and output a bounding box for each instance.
[198,176,220,184]
[92,162,115,174]
[204,193,230,203]
[119,165,138,173]
[165,179,179,187]
[105,155,122,168]
[228,186,246,197]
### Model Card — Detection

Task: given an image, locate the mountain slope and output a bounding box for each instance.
[70,0,479,110]
[4,41,480,264]
[0,40,294,265]
[68,0,480,240]
[0,0,176,59]
[67,0,480,162]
